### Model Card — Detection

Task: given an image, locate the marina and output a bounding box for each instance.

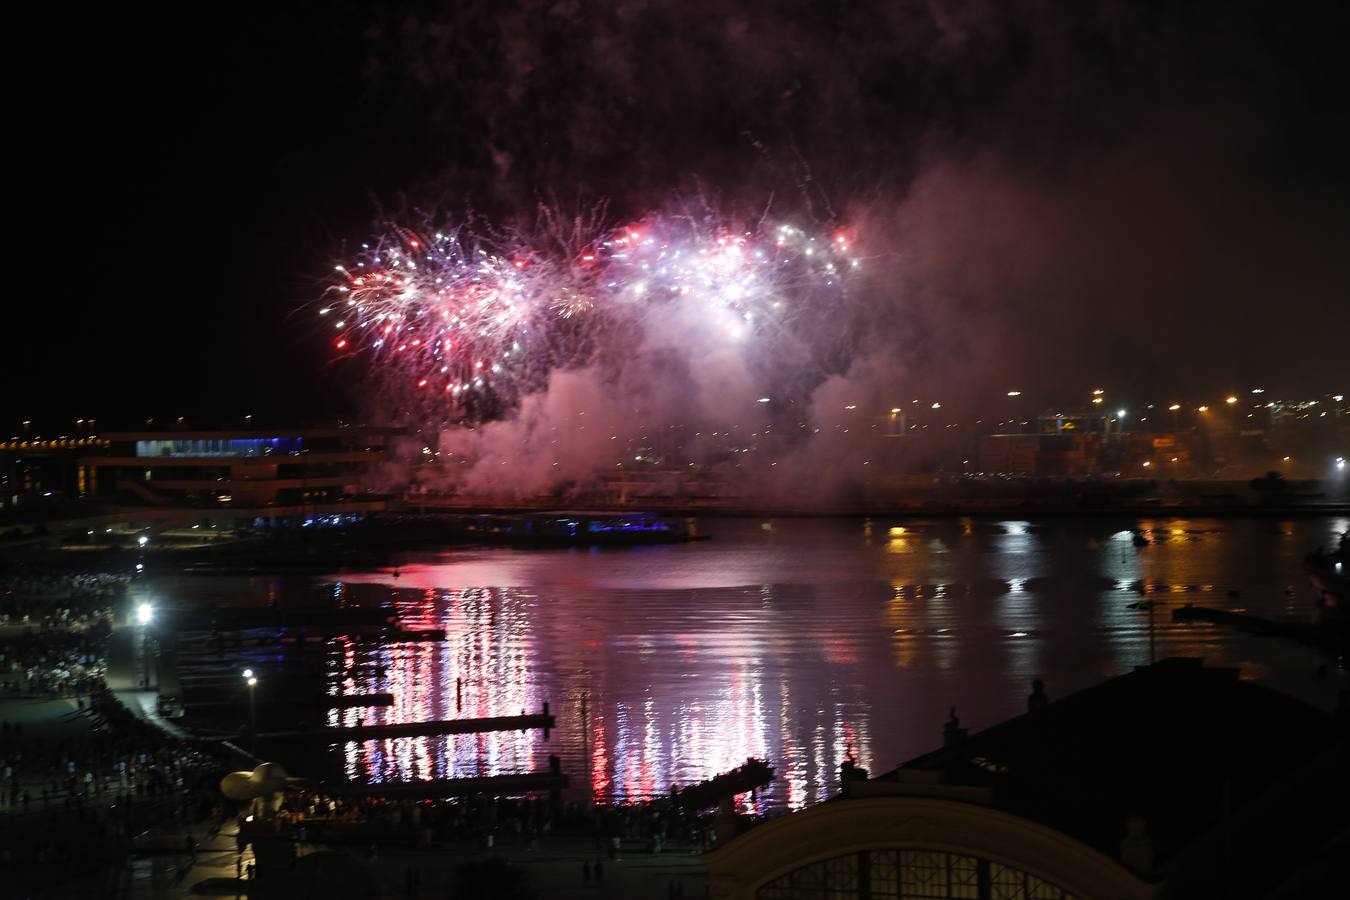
[135,514,1349,812]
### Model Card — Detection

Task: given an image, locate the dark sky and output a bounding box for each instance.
[6,1,1348,431]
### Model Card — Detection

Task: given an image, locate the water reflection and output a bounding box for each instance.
[326,581,872,812]
[240,515,1350,812]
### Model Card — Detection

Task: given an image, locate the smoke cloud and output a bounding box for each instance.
[348,1,1348,498]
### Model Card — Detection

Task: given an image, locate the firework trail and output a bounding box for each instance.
[324,210,863,419]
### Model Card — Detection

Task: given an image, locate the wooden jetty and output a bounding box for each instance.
[167,606,397,630]
[674,758,775,811]
[182,693,394,710]
[175,628,446,648]
[257,703,555,743]
[330,770,568,800]
[1173,604,1338,652]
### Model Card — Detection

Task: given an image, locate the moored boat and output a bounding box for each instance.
[456,510,706,546]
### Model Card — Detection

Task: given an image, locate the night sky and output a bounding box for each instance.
[7,1,1348,430]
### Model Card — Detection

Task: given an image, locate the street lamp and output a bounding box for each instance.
[135,603,155,690]
[243,670,259,752]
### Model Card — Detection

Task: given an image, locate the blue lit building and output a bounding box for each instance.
[81,426,401,509]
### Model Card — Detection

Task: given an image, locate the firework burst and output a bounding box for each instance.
[324,210,861,418]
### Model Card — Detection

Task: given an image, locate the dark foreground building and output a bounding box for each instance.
[704,658,1348,899]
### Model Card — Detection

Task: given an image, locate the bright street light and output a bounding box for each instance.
[135,603,154,626]
[1168,404,1181,411]
[137,535,148,547]
[245,672,259,751]
[1006,391,1022,397]
[1225,396,1238,404]
[1117,409,1126,419]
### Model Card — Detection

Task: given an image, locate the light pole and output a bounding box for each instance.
[243,669,258,753]
[136,603,154,690]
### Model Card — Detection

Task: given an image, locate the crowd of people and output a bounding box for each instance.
[0,573,119,697]
[257,787,718,856]
[0,569,234,893]
[0,626,108,696]
[0,572,125,628]
[0,571,222,818]
[0,565,727,896]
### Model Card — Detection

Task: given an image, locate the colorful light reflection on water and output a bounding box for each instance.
[326,580,872,813]
[256,515,1350,811]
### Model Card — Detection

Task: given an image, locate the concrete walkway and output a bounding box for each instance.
[105,619,191,741]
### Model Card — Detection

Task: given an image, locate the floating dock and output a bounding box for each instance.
[257,704,555,743]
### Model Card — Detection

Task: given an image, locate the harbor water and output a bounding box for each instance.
[139,515,1350,812]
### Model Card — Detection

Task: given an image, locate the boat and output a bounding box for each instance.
[455,510,707,546]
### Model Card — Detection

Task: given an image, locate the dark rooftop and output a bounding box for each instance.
[881,658,1346,891]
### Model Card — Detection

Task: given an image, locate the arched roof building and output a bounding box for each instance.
[704,659,1347,900]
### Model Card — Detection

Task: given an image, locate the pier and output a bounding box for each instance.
[674,758,775,811]
[330,769,569,800]
[1172,604,1340,653]
[257,703,555,743]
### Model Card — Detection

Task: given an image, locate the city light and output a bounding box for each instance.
[1197,406,1209,413]
[247,676,258,687]
[1006,391,1021,397]
[1337,457,1346,471]
[1169,404,1181,411]
[1225,396,1237,404]
[135,603,154,626]
[1092,389,1104,395]
[930,402,941,409]
[890,408,901,414]
[1117,409,1126,419]
[137,535,149,546]
[1251,388,1265,394]
[242,668,254,679]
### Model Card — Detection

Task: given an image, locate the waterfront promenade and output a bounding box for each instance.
[1,586,711,898]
